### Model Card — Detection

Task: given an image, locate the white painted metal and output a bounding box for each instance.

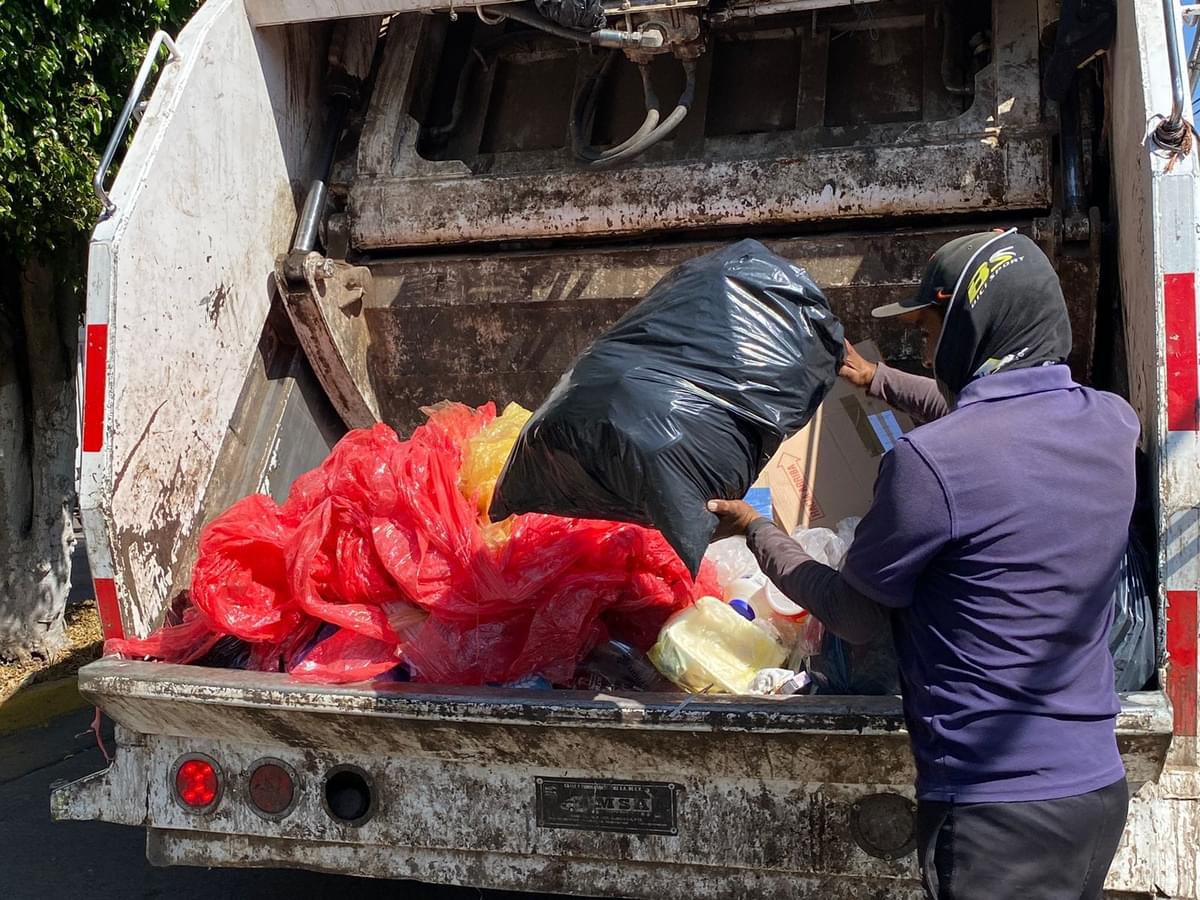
[81,0,327,637]
[93,30,181,218]
[1108,0,1200,894]
[246,0,520,27]
[52,661,1171,896]
[1113,3,1200,601]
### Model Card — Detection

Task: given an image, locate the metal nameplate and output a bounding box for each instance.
[535,777,680,836]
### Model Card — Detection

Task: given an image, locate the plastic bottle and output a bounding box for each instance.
[722,576,765,604]
[648,596,788,693]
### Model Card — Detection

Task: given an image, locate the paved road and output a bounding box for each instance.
[0,710,581,900]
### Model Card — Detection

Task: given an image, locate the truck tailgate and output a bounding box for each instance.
[52,659,1171,898]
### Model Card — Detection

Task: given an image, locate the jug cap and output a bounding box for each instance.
[728,598,755,621]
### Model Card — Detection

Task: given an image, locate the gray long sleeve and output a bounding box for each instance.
[867,362,949,424]
[745,519,889,645]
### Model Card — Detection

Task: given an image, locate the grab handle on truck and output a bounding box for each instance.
[1152,0,1192,155]
[93,30,182,220]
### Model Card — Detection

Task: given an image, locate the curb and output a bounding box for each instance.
[0,676,88,737]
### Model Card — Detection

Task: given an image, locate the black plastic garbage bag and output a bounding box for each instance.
[807,631,901,696]
[491,239,845,575]
[534,0,605,29]
[1110,532,1156,692]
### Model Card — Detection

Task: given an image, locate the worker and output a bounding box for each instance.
[708,229,1137,900]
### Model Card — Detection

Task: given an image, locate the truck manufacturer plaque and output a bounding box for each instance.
[535,777,679,835]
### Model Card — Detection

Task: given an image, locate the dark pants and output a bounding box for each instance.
[916,779,1129,900]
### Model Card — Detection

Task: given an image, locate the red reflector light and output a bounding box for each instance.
[174,756,220,810]
[248,760,297,818]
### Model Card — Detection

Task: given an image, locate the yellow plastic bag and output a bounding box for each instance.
[460,402,533,518]
[648,595,787,693]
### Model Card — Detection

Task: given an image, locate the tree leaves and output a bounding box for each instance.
[0,0,197,260]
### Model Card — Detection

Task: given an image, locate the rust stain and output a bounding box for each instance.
[202,284,231,326]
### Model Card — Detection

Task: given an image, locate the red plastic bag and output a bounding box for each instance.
[105,602,222,665]
[111,404,716,685]
[190,494,298,643]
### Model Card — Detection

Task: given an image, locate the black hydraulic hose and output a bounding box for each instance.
[1059,87,1085,220]
[939,0,973,96]
[425,30,545,141]
[570,50,618,158]
[425,47,487,142]
[498,3,592,43]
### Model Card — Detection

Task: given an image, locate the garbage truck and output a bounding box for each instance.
[53,0,1200,895]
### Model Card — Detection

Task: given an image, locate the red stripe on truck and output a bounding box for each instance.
[1167,589,1198,737]
[82,323,109,452]
[1165,272,1199,432]
[93,577,124,641]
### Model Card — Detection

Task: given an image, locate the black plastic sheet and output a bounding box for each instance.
[1110,533,1156,692]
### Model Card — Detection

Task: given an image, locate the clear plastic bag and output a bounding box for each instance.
[790,518,901,695]
[705,537,767,590]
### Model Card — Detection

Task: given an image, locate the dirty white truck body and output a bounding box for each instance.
[54,0,1200,895]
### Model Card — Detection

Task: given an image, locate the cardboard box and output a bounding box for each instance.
[762,341,914,533]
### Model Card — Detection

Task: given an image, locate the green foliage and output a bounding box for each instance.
[0,0,198,260]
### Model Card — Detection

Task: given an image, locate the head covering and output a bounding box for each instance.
[929,229,1072,397]
[871,231,1007,320]
[872,229,1072,398]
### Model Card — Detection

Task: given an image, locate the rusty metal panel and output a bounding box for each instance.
[348,0,1051,250]
[350,134,1052,249]
[361,224,1096,433]
[275,253,380,429]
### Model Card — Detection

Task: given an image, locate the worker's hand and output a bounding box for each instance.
[838,340,878,389]
[707,499,763,541]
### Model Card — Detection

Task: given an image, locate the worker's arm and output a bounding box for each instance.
[868,363,949,424]
[743,519,890,645]
[840,341,949,423]
[708,438,952,639]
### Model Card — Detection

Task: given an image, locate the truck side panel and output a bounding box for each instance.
[80,1,329,637]
[1110,0,1200,895]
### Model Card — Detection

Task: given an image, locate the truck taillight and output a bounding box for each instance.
[173,755,221,811]
[248,759,297,819]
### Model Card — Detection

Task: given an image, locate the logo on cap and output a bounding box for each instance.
[966,246,1023,307]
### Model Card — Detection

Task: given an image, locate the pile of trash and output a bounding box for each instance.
[645,517,891,697]
[107,402,720,686]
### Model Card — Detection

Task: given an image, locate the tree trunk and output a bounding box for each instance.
[0,257,78,662]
